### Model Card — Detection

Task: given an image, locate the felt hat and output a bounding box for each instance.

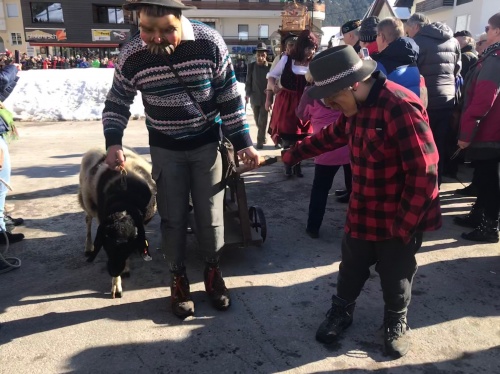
[253,42,269,53]
[359,16,380,43]
[307,45,377,99]
[454,30,473,38]
[123,0,196,11]
[341,19,361,35]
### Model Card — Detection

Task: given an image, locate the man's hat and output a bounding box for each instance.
[341,19,361,35]
[123,0,196,11]
[307,45,377,99]
[253,42,269,53]
[359,16,380,43]
[454,30,473,38]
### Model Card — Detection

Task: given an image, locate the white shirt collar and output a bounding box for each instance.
[141,15,194,47]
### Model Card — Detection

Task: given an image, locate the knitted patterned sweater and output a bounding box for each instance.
[102,19,252,152]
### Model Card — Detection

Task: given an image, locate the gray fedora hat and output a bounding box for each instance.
[308,45,377,99]
[123,0,196,11]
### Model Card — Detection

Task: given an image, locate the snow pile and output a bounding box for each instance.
[5,69,247,122]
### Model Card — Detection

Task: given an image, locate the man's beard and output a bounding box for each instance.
[147,43,175,55]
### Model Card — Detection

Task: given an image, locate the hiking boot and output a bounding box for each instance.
[453,204,483,228]
[454,184,477,197]
[204,262,231,310]
[335,189,348,196]
[384,309,411,358]
[170,269,195,319]
[461,216,499,243]
[0,232,25,245]
[293,163,304,178]
[316,295,355,344]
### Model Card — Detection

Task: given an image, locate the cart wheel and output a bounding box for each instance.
[248,206,267,242]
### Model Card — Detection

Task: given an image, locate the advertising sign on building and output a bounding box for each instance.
[25,28,67,43]
[26,43,36,57]
[92,29,131,42]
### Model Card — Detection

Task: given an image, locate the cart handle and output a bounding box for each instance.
[236,156,279,174]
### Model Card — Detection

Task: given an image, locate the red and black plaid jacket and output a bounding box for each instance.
[284,73,442,243]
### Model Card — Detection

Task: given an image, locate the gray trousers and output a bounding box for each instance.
[151,143,225,267]
[252,104,268,145]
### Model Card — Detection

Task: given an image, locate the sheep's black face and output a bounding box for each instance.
[103,211,138,277]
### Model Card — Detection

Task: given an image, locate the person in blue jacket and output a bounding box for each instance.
[0,57,24,244]
[375,17,424,101]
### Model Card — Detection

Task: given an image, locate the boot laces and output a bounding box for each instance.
[206,266,225,293]
[385,314,408,340]
[325,303,349,323]
[172,274,188,301]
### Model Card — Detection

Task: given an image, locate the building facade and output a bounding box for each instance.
[0,1,25,54]
[10,0,324,60]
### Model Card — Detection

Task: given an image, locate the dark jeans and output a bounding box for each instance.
[336,232,423,313]
[474,157,500,220]
[252,104,269,145]
[307,164,352,233]
[427,108,454,185]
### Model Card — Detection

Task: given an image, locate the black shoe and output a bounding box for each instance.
[5,215,24,226]
[293,163,304,178]
[256,143,263,150]
[170,269,195,319]
[316,296,355,344]
[461,216,499,243]
[384,310,411,358]
[453,205,483,228]
[306,228,319,239]
[454,184,477,197]
[0,232,25,245]
[336,192,350,203]
[284,165,293,177]
[204,262,231,310]
[335,189,348,196]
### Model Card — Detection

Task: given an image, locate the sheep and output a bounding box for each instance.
[78,147,156,298]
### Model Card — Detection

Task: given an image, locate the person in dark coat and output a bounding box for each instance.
[245,42,271,149]
[454,30,478,79]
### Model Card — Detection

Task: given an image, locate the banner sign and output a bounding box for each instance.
[228,45,255,54]
[92,29,130,42]
[25,28,67,42]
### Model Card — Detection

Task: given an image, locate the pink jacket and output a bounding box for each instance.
[296,87,350,166]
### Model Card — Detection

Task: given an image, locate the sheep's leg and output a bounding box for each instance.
[111,276,122,299]
[84,215,93,256]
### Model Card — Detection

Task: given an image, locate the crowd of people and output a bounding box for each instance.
[2,0,499,362]
[1,53,119,70]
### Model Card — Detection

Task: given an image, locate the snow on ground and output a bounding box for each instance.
[5,69,248,122]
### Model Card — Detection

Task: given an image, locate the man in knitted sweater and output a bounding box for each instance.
[103,0,259,318]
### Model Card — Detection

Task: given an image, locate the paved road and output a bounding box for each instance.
[0,118,499,373]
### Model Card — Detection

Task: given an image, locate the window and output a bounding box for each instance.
[11,33,22,46]
[94,6,124,24]
[258,24,269,39]
[31,2,64,23]
[456,0,473,5]
[238,25,249,40]
[204,22,216,29]
[6,4,19,18]
[456,14,471,33]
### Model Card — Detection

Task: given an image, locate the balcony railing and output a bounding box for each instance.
[415,0,454,13]
[183,0,325,12]
[183,0,285,11]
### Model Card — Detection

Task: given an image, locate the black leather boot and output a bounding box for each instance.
[316,295,355,344]
[461,216,499,243]
[453,204,483,228]
[384,309,411,358]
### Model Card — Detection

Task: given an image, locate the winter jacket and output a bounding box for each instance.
[413,22,461,110]
[459,44,500,159]
[0,64,19,134]
[377,37,421,98]
[245,61,270,107]
[460,45,478,79]
[296,86,349,166]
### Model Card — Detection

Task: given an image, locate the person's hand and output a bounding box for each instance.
[13,63,21,71]
[457,140,470,149]
[237,146,260,170]
[265,98,273,112]
[105,145,125,170]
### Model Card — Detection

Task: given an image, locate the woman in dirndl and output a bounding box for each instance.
[265,30,317,177]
